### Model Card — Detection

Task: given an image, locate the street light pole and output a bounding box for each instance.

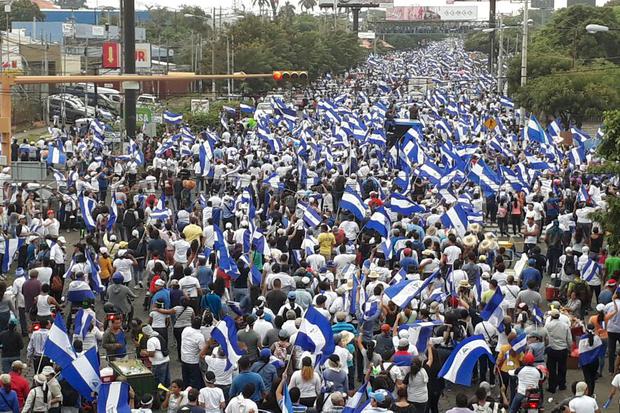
[519,0,529,128]
[497,15,504,94]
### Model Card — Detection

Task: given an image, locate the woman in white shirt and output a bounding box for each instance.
[289,356,322,407]
[405,356,431,413]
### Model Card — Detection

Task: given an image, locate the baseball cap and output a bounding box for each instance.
[287,291,297,300]
[575,381,588,397]
[380,324,390,333]
[260,348,272,359]
[369,389,390,402]
[154,279,165,287]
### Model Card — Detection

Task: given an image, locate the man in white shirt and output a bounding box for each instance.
[178,270,202,309]
[43,210,60,239]
[198,372,226,413]
[180,318,207,389]
[141,325,170,387]
[442,234,461,265]
[50,236,66,275]
[172,235,191,265]
[568,382,599,413]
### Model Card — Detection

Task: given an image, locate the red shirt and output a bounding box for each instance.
[9,372,29,408]
[368,198,384,209]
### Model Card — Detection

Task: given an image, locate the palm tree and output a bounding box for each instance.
[251,0,269,16]
[279,1,296,19]
[300,0,317,12]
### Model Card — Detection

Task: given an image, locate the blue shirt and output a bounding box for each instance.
[0,388,19,413]
[520,268,542,288]
[196,266,213,290]
[250,361,278,392]
[152,289,171,309]
[229,371,266,402]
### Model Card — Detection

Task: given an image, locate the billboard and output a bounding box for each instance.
[385,6,477,21]
[135,43,152,69]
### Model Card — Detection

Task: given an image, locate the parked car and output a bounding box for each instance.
[48,94,95,124]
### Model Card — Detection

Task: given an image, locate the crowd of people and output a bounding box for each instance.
[0,40,617,413]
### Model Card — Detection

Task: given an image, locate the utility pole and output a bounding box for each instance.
[519,0,529,128]
[230,34,234,94]
[124,0,136,140]
[211,7,216,95]
[496,14,504,94]
[488,0,496,72]
[226,35,230,97]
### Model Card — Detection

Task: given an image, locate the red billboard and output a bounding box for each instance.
[102,42,121,69]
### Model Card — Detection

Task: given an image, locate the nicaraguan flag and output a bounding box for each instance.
[411,269,440,300]
[581,258,601,283]
[568,146,586,167]
[98,382,131,413]
[163,110,183,124]
[2,238,22,273]
[67,280,96,302]
[47,145,66,165]
[578,185,590,203]
[379,238,393,260]
[578,334,604,367]
[299,202,322,228]
[366,206,391,238]
[388,193,426,216]
[511,333,528,353]
[240,103,255,114]
[211,316,245,370]
[339,188,367,220]
[440,204,470,237]
[438,335,496,386]
[73,309,94,339]
[481,287,505,331]
[499,96,514,109]
[43,313,77,369]
[60,346,100,401]
[107,193,118,231]
[86,249,103,292]
[533,305,544,324]
[281,383,295,413]
[525,115,550,144]
[415,159,443,185]
[295,306,335,363]
[400,320,443,354]
[79,195,97,232]
[343,382,369,413]
[263,172,283,191]
[384,279,421,309]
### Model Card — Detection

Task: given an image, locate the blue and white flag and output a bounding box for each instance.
[399,320,443,354]
[97,382,131,413]
[66,280,96,302]
[578,185,590,203]
[568,146,586,167]
[384,279,421,309]
[339,188,368,220]
[73,309,94,339]
[281,383,295,413]
[440,204,470,237]
[60,346,100,401]
[263,172,284,191]
[499,96,514,109]
[240,103,255,114]
[366,207,391,238]
[211,316,245,370]
[107,193,118,231]
[2,238,22,273]
[581,258,601,283]
[578,334,604,367]
[481,288,505,331]
[525,115,550,144]
[295,306,335,362]
[438,335,496,386]
[343,382,369,413]
[299,202,322,228]
[86,249,103,293]
[388,193,426,216]
[43,313,77,369]
[47,145,66,165]
[163,110,183,124]
[411,269,440,300]
[511,333,528,353]
[79,195,97,232]
[533,305,544,324]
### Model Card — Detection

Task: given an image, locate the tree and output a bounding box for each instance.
[279,1,296,20]
[0,0,44,29]
[299,0,317,12]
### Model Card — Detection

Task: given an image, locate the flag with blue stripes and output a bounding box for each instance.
[47,145,66,165]
[79,195,97,232]
[533,305,544,324]
[73,309,94,339]
[163,110,183,124]
[97,382,131,413]
[438,335,495,386]
[525,115,550,145]
[499,96,514,109]
[366,206,391,238]
[440,203,470,237]
[511,333,527,353]
[107,193,118,231]
[299,202,322,228]
[578,334,604,367]
[212,316,245,370]
[481,288,505,332]
[60,346,100,401]
[581,258,600,283]
[43,313,77,368]
[388,193,426,216]
[339,188,367,220]
[240,103,255,114]
[384,279,421,309]
[295,306,335,363]
[343,382,369,413]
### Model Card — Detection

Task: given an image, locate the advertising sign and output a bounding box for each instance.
[135,43,152,69]
[102,41,121,69]
[386,6,477,21]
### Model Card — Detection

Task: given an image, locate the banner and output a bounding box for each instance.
[386,6,477,21]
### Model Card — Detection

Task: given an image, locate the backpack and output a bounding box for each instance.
[563,257,576,276]
[156,335,169,357]
[123,209,137,229]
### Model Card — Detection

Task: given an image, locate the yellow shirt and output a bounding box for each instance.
[317,232,336,256]
[183,224,203,244]
[98,256,114,280]
[497,344,522,373]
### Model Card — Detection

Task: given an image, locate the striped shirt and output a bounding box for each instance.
[26,329,48,359]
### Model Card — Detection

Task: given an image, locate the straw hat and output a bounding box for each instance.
[468,223,481,234]
[339,331,355,345]
[463,234,478,248]
[458,279,471,289]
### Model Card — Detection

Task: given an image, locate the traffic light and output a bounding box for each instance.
[272,71,308,82]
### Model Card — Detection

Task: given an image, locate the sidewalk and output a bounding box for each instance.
[13,127,49,141]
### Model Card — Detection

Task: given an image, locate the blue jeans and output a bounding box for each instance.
[510,393,526,413]
[151,362,170,387]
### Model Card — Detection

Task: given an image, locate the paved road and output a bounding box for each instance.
[16,225,616,412]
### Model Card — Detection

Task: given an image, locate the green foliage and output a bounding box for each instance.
[506,52,573,93]
[597,110,620,161]
[464,31,492,54]
[514,67,620,125]
[186,100,240,130]
[0,0,44,28]
[381,33,446,51]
